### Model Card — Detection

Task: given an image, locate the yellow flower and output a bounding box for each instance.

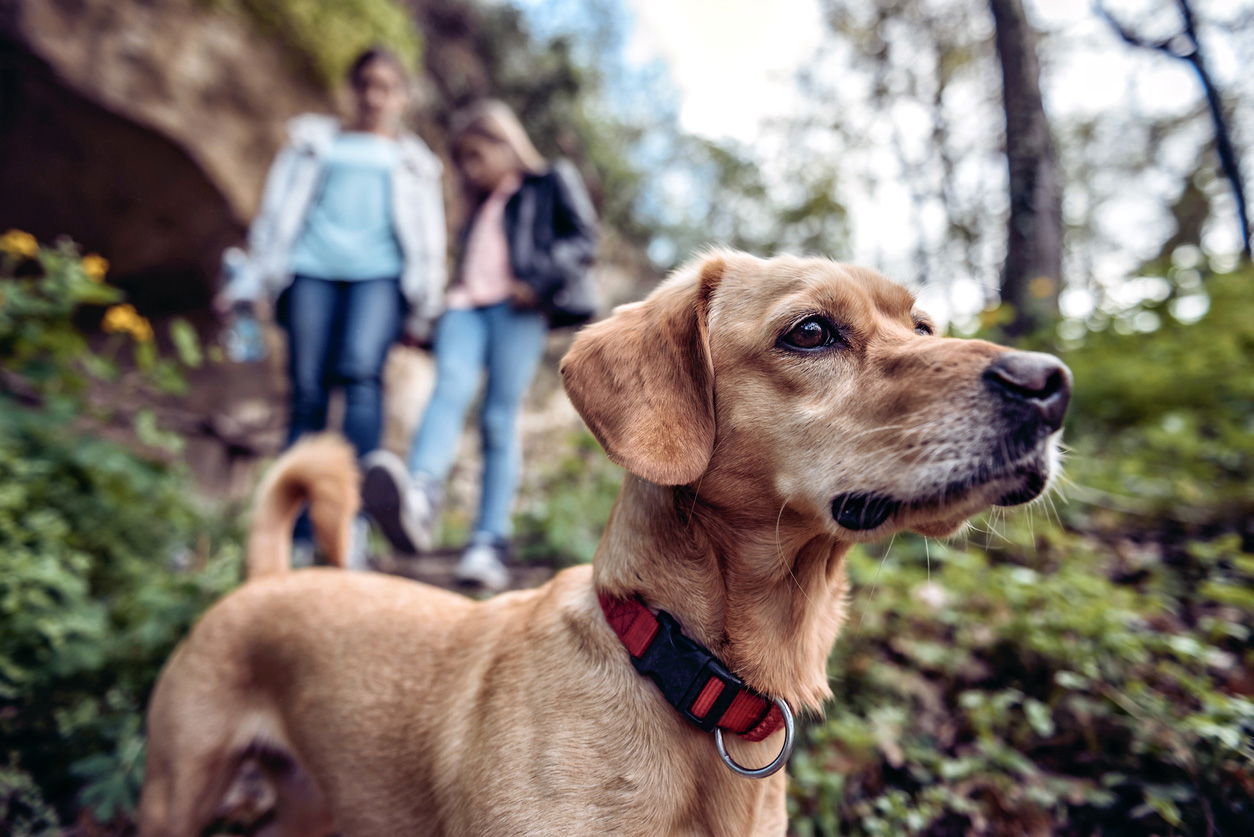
[81,254,109,282]
[0,229,38,259]
[102,304,154,342]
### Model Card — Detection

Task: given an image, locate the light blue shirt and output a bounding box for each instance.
[289,132,405,281]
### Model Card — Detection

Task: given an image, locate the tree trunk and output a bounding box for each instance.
[989,0,1062,337]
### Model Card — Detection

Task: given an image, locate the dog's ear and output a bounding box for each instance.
[561,255,725,485]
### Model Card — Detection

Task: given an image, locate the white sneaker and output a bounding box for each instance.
[454,540,510,593]
[361,450,435,554]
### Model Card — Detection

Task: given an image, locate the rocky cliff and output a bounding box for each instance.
[0,0,336,311]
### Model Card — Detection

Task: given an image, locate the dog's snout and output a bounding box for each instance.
[983,351,1072,430]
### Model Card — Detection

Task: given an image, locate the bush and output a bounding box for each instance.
[514,431,623,566]
[789,525,1252,835]
[1060,268,1254,530]
[0,233,241,829]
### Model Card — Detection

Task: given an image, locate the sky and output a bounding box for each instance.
[623,0,827,142]
[622,0,1244,146]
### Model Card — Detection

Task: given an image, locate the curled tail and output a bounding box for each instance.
[245,434,360,579]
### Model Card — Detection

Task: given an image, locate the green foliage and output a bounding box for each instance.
[204,0,422,88]
[790,523,1251,835]
[0,239,120,402]
[1060,268,1254,527]
[515,432,624,566]
[1,237,242,827]
[0,757,58,837]
[0,236,198,429]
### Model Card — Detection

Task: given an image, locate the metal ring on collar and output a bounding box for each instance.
[713,697,795,778]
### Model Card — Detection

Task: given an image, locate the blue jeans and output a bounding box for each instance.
[408,302,548,540]
[283,274,403,457]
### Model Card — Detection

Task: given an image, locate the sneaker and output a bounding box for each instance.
[454,537,510,593]
[361,450,435,555]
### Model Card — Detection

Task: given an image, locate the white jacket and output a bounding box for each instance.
[226,114,447,337]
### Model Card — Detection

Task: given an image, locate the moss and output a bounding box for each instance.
[204,0,422,89]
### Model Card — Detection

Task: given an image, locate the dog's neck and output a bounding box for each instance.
[593,475,851,713]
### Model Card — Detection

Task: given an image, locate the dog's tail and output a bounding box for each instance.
[245,434,360,579]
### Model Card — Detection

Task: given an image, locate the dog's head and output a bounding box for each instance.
[561,251,1070,541]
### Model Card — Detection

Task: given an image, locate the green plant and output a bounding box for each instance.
[514,431,623,566]
[788,522,1251,835]
[204,0,422,88]
[1058,268,1254,529]
[0,234,242,828]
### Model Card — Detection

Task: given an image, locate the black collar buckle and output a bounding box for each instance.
[630,609,747,733]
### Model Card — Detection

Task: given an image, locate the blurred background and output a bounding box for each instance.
[1,0,1251,834]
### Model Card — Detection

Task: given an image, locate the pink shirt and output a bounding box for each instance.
[446,175,522,309]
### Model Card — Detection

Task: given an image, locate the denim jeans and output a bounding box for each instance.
[283,274,403,457]
[407,302,548,540]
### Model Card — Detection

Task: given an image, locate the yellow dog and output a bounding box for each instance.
[140,251,1070,835]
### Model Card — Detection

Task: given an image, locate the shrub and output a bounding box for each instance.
[0,234,241,829]
[514,431,623,566]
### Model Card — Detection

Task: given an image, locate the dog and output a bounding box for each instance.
[139,250,1071,835]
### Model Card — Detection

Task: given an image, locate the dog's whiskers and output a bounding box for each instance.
[852,532,896,639]
[772,498,815,606]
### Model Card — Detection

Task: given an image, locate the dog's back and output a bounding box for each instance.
[245,434,360,578]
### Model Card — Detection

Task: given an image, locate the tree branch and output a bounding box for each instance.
[1095,0,1251,258]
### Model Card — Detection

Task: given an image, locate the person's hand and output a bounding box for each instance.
[509,280,538,309]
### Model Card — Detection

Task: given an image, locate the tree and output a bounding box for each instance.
[990,0,1063,336]
[1096,0,1251,260]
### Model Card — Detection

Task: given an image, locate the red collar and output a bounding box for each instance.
[598,594,785,742]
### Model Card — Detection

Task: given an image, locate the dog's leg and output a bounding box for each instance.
[140,651,256,836]
[261,752,336,837]
[137,734,239,837]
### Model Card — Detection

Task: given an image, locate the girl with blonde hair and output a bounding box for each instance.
[363,99,598,590]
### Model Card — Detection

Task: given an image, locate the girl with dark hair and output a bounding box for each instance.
[219,48,446,568]
[362,99,598,591]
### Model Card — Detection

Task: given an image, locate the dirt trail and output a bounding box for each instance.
[372,549,556,594]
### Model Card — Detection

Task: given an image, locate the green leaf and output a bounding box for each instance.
[168,318,202,368]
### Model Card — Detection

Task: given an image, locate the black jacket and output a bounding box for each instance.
[456,160,599,327]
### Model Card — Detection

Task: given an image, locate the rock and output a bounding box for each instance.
[0,0,331,312]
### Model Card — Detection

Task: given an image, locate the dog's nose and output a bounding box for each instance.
[983,351,1072,430]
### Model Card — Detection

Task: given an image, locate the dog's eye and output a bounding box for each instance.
[780,316,837,351]
[914,321,934,336]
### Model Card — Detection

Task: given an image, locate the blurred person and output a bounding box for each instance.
[218,47,446,569]
[362,99,598,591]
